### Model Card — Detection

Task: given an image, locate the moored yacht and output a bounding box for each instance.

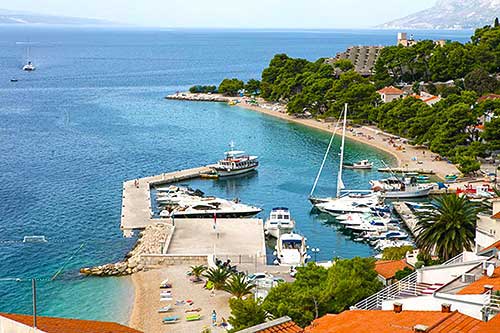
[343,160,373,170]
[273,232,309,266]
[264,207,295,238]
[315,193,388,216]
[159,197,261,219]
[370,176,433,198]
[213,142,258,177]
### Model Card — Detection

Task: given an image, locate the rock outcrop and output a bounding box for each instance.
[80,223,171,277]
[165,92,231,102]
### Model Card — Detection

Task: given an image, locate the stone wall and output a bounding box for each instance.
[80,223,172,277]
[141,254,209,268]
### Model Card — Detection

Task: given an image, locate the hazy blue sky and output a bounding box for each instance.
[0,0,437,28]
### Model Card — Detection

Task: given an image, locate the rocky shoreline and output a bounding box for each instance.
[80,223,171,277]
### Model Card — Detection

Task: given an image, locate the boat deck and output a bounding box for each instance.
[120,165,214,236]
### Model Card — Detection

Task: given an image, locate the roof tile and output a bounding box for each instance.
[377,86,404,95]
[374,260,412,279]
[0,313,142,333]
[457,266,500,295]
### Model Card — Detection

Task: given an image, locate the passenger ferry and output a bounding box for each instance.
[214,142,258,177]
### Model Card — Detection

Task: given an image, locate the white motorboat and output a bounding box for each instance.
[373,239,413,251]
[315,193,389,216]
[213,142,258,177]
[370,175,433,199]
[160,197,261,219]
[347,220,389,233]
[364,230,409,241]
[264,207,295,238]
[273,232,309,266]
[343,160,373,170]
[336,211,390,221]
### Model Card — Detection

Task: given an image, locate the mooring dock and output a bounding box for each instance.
[120,165,214,236]
[392,201,420,237]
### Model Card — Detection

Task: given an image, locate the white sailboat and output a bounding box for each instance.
[22,46,36,71]
[309,104,384,214]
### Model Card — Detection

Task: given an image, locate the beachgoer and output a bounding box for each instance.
[212,310,217,327]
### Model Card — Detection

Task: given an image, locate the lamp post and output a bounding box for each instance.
[311,248,320,262]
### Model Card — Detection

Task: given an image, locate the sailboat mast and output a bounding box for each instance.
[336,103,348,198]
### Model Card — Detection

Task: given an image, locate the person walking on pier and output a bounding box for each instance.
[211,310,217,327]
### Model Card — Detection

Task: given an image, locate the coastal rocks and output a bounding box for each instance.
[165,92,230,103]
[80,223,171,277]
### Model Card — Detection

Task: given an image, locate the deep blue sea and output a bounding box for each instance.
[0,26,471,323]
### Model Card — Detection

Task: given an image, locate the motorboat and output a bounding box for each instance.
[370,176,433,198]
[273,232,309,266]
[160,197,262,219]
[213,142,258,177]
[264,207,295,238]
[315,193,389,216]
[364,230,409,241]
[347,220,389,233]
[343,160,373,170]
[373,239,413,251]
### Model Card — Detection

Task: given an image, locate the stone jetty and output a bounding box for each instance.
[80,223,172,277]
[165,92,231,102]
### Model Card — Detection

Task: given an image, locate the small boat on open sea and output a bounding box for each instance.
[213,142,258,177]
[273,232,309,266]
[343,160,373,170]
[264,207,295,238]
[22,46,36,71]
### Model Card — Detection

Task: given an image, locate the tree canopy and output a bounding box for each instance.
[261,258,382,327]
[218,78,244,96]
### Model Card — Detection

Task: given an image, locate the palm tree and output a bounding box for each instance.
[203,267,232,290]
[224,273,255,299]
[190,265,207,283]
[415,194,482,261]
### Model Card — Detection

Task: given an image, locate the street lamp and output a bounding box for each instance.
[311,248,320,262]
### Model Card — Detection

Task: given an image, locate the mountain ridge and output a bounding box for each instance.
[379,0,500,30]
[0,8,117,26]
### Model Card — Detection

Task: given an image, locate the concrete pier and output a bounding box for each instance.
[393,201,420,237]
[120,165,214,236]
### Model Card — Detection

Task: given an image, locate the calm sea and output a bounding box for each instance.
[0,26,471,323]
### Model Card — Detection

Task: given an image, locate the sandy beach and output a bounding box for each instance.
[130,266,231,333]
[168,93,461,180]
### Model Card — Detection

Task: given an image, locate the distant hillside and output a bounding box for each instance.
[0,8,115,25]
[379,0,500,30]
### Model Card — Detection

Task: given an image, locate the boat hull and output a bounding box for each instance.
[265,226,294,238]
[170,210,261,219]
[382,188,432,198]
[215,165,257,177]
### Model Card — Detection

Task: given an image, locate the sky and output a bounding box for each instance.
[0,0,437,28]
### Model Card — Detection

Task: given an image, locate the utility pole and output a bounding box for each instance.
[32,278,37,331]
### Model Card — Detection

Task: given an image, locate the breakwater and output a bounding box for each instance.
[80,223,172,277]
[166,92,231,102]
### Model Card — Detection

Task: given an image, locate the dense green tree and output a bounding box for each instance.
[415,195,482,261]
[228,298,267,332]
[262,259,382,327]
[189,85,217,93]
[333,59,354,72]
[382,246,414,260]
[464,68,498,95]
[218,78,244,96]
[245,79,261,95]
[482,117,500,151]
[395,267,415,280]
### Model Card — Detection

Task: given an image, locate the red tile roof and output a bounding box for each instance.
[377,86,404,95]
[0,313,142,333]
[374,260,412,279]
[259,321,303,333]
[305,310,484,333]
[429,311,482,332]
[470,313,500,332]
[457,266,500,295]
[478,94,500,102]
[492,212,500,219]
[481,240,500,253]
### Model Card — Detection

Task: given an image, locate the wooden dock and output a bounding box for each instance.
[120,165,214,237]
[392,201,420,237]
[378,168,435,175]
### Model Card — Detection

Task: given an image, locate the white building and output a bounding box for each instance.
[476,198,500,252]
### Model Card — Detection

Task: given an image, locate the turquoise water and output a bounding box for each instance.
[0,27,471,323]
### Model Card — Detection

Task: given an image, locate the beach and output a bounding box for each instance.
[130,266,231,332]
[168,93,461,180]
